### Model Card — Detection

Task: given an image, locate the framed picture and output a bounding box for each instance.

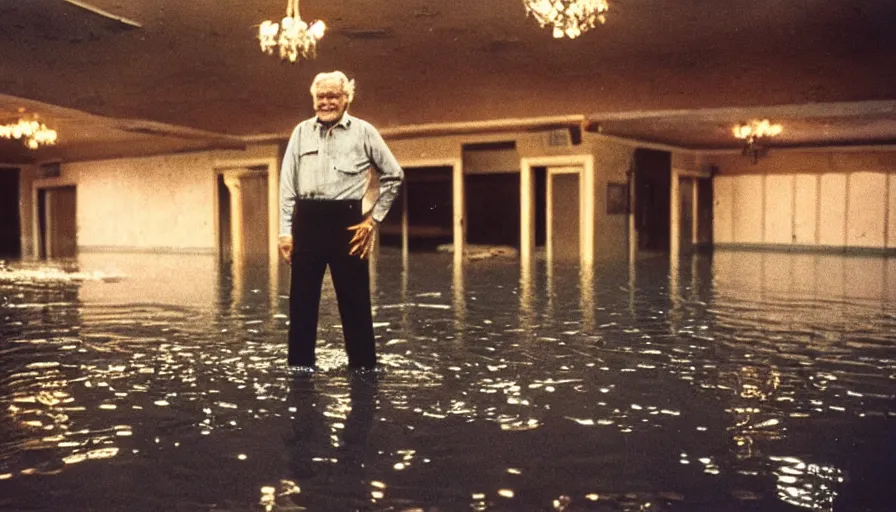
[606,182,629,214]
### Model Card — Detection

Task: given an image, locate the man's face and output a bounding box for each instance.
[314,79,348,124]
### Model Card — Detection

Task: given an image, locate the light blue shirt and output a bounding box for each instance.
[279,113,404,236]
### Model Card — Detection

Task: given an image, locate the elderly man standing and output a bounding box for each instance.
[278,71,404,372]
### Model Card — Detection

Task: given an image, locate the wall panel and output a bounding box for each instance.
[764,174,794,244]
[846,172,887,247]
[888,173,896,249]
[732,175,764,243]
[793,174,818,245]
[818,173,847,247]
[713,176,734,243]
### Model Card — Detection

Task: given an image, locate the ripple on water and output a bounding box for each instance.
[1,252,894,511]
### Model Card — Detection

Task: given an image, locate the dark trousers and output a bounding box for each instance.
[289,199,376,369]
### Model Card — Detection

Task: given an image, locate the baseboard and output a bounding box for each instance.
[78,245,216,255]
[713,243,896,256]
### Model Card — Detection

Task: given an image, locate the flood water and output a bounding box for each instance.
[1,249,895,511]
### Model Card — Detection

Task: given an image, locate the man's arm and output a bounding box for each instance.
[365,124,404,223]
[278,125,301,264]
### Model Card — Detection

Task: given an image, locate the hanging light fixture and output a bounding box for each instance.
[0,117,58,150]
[733,119,783,163]
[258,0,326,63]
[523,0,609,39]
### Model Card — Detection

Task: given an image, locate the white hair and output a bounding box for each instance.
[310,71,355,103]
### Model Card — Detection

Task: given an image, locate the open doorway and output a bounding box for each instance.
[547,166,580,261]
[217,174,233,263]
[463,167,545,250]
[697,178,713,248]
[379,166,453,251]
[37,186,77,259]
[679,176,695,253]
[633,148,671,252]
[216,167,269,264]
[0,168,21,259]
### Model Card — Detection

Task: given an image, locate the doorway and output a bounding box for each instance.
[38,186,77,259]
[679,176,695,253]
[633,148,671,252]
[217,168,269,264]
[520,156,593,264]
[547,166,581,261]
[379,166,453,251]
[697,178,713,247]
[0,168,21,258]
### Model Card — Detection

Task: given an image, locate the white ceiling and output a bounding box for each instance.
[1,0,894,163]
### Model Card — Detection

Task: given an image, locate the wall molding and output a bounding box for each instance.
[714,243,896,256]
[78,246,216,255]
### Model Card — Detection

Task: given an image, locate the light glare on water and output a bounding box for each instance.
[1,250,895,511]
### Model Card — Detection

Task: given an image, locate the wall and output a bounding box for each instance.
[592,139,635,262]
[21,145,279,256]
[18,165,38,258]
[707,150,896,251]
[389,129,696,262]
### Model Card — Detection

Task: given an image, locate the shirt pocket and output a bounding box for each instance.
[334,150,367,175]
[298,140,319,174]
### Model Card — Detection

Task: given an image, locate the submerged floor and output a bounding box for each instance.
[1,249,895,511]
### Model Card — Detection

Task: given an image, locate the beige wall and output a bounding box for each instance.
[387,129,638,260]
[21,145,280,257]
[707,149,896,250]
[592,139,635,261]
[889,174,896,249]
[793,174,817,244]
[18,165,38,258]
[17,124,708,264]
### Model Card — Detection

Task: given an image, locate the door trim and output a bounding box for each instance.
[520,155,594,265]
[546,166,583,262]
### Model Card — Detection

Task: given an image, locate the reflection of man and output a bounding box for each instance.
[284,374,378,507]
[278,71,404,372]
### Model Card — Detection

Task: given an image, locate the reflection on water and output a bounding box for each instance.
[1,249,895,511]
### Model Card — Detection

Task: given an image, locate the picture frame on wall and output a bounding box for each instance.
[606,182,629,214]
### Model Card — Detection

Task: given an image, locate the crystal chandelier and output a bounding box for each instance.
[523,0,609,39]
[733,119,783,163]
[0,118,58,150]
[258,0,326,63]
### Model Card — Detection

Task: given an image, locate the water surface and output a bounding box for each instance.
[1,250,894,511]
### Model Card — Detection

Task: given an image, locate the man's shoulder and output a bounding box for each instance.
[296,117,317,129]
[292,117,317,134]
[346,115,380,136]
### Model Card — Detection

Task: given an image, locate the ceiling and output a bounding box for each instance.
[1,0,895,163]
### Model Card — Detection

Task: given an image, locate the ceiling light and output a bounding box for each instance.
[523,0,609,39]
[733,119,783,163]
[257,0,326,63]
[0,118,58,150]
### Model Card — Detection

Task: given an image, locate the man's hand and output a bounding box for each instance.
[278,235,293,265]
[347,216,377,260]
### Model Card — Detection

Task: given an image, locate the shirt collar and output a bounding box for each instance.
[314,112,353,131]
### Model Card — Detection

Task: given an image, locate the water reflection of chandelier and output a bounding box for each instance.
[257,0,326,63]
[0,118,58,150]
[523,0,609,39]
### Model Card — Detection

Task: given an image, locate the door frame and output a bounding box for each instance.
[546,166,583,262]
[520,155,594,265]
[396,158,464,264]
[213,157,279,268]
[670,167,712,260]
[33,184,78,259]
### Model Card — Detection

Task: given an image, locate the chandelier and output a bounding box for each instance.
[0,118,58,150]
[733,119,783,163]
[523,0,609,39]
[258,0,326,63]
